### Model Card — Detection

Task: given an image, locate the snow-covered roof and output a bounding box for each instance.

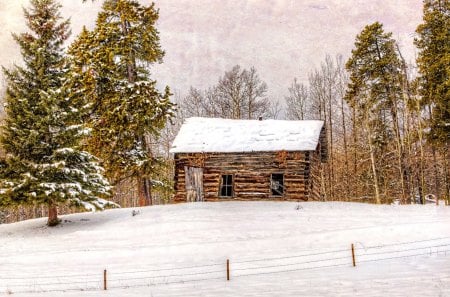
[170,117,324,153]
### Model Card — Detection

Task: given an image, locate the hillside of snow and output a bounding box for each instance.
[1,201,450,296]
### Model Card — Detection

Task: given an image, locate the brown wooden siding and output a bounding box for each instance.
[310,144,323,200]
[173,149,323,202]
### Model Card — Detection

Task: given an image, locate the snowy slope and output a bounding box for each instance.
[1,202,450,296]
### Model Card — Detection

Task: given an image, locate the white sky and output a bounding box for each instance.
[0,0,423,102]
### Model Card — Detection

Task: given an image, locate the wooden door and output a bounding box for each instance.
[185,167,204,202]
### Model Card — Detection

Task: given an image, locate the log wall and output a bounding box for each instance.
[173,149,323,203]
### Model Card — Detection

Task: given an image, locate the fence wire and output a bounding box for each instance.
[2,237,450,294]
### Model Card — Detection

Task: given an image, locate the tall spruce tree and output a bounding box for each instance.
[345,22,405,204]
[415,0,450,201]
[415,0,450,146]
[0,0,111,226]
[70,0,174,205]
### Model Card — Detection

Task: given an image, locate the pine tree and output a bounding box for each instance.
[415,0,450,146]
[69,0,174,205]
[345,22,405,204]
[415,0,450,202]
[0,0,111,226]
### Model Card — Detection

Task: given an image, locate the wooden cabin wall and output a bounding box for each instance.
[310,146,323,200]
[173,150,323,202]
[319,126,328,162]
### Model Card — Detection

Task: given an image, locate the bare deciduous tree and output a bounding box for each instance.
[285,78,309,120]
[180,65,274,120]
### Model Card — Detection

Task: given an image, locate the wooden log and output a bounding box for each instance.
[237,192,267,196]
[103,269,107,290]
[173,150,323,202]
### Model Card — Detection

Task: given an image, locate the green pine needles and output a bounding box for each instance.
[0,0,112,226]
[345,22,405,204]
[415,0,450,147]
[69,0,174,204]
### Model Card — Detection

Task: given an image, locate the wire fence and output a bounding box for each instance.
[2,236,450,294]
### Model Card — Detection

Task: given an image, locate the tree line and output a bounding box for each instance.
[175,0,449,205]
[0,0,448,225]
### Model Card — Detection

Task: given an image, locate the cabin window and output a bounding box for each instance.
[219,174,233,197]
[271,174,284,196]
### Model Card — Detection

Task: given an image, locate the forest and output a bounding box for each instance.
[0,0,448,225]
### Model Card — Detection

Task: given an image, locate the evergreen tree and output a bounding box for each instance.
[415,0,450,146]
[0,0,111,226]
[69,0,174,205]
[415,0,450,201]
[345,22,405,204]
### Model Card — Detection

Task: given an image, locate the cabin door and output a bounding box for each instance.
[185,167,204,202]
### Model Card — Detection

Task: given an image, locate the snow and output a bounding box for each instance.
[0,201,449,296]
[71,198,120,212]
[170,117,324,153]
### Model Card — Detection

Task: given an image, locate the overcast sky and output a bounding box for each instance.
[0,0,423,103]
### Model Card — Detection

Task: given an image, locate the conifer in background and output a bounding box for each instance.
[415,0,449,201]
[415,0,450,146]
[0,0,111,226]
[70,0,174,206]
[345,22,405,204]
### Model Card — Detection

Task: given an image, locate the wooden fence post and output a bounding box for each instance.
[226,259,230,281]
[351,244,356,267]
[104,269,107,290]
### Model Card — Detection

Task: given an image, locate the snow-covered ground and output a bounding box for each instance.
[1,201,450,296]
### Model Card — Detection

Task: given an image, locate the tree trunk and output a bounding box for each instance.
[340,90,350,201]
[138,177,152,206]
[397,44,415,203]
[444,147,450,204]
[391,101,407,204]
[47,203,60,227]
[416,100,426,204]
[431,143,441,200]
[327,85,334,200]
[352,108,358,200]
[121,15,151,207]
[137,133,153,206]
[368,140,381,204]
[365,114,381,204]
[417,131,426,204]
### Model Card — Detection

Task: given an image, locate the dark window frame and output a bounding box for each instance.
[219,174,234,197]
[270,173,284,196]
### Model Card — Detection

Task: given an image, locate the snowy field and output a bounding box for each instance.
[1,201,450,296]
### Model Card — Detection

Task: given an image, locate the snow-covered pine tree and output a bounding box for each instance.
[70,0,174,206]
[0,0,111,226]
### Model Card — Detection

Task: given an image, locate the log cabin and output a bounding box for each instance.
[170,117,327,202]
